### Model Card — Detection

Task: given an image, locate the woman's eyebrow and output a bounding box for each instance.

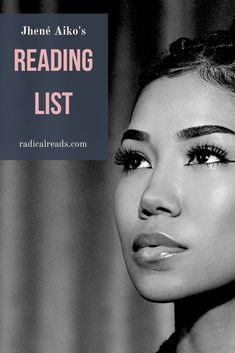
[121,129,149,143]
[176,125,235,141]
[121,125,235,144]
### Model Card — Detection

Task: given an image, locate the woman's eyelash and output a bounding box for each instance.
[115,143,235,173]
[185,143,229,166]
[114,147,150,172]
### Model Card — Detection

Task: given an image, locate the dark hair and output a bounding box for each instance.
[139,29,235,95]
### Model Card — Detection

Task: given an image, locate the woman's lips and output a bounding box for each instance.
[132,232,187,268]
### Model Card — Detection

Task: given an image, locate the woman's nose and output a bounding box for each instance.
[138,166,182,219]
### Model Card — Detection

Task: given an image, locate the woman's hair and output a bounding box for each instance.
[139,29,235,95]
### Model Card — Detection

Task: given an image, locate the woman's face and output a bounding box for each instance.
[114,72,235,302]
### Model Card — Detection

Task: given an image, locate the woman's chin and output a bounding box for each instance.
[129,271,192,303]
[134,285,184,303]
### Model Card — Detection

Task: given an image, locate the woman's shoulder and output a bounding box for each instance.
[155,332,178,353]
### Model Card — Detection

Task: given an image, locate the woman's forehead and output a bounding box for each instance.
[129,72,235,135]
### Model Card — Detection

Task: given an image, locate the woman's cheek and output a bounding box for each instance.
[115,175,146,239]
[115,179,138,228]
[185,173,235,238]
[209,181,235,233]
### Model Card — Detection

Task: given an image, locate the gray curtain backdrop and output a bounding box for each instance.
[0,1,235,352]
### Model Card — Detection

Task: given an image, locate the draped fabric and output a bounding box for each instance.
[0,1,234,353]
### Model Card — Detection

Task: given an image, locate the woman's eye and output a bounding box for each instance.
[127,154,150,170]
[114,148,151,172]
[187,151,220,165]
[186,144,229,166]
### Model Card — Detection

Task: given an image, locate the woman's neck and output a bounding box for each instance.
[174,283,235,353]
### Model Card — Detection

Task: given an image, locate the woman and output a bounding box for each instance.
[114,29,235,353]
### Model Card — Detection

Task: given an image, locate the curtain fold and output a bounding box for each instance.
[0,1,234,352]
